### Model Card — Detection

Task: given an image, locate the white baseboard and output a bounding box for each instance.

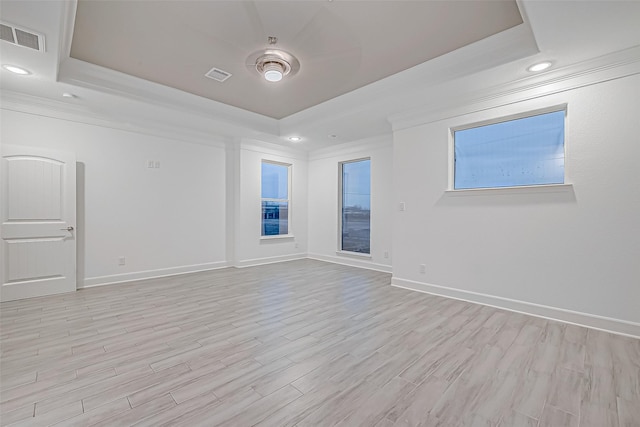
[80,261,229,288]
[392,277,640,339]
[234,253,307,268]
[308,253,392,273]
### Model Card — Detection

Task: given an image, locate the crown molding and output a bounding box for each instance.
[308,134,392,161]
[240,138,309,161]
[57,0,76,76]
[0,90,231,148]
[388,45,640,131]
[58,58,279,136]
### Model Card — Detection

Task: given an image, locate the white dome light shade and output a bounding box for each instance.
[2,65,30,75]
[527,61,552,72]
[263,61,284,82]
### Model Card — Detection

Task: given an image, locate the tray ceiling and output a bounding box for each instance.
[70,0,523,119]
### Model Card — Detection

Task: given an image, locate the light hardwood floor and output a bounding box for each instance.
[1,260,638,426]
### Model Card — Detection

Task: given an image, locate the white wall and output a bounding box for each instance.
[234,140,308,266]
[392,73,640,333]
[307,136,393,272]
[1,109,228,286]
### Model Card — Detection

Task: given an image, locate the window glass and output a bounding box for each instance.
[261,162,288,199]
[454,110,565,189]
[261,201,288,236]
[341,159,370,254]
[261,161,290,236]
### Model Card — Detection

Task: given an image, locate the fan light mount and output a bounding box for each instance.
[256,54,291,82]
[249,37,300,83]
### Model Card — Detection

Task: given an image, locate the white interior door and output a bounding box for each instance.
[1,145,77,301]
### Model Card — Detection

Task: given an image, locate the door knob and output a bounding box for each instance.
[60,226,74,231]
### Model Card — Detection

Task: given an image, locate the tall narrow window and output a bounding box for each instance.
[340,159,370,254]
[261,161,290,236]
[454,109,565,189]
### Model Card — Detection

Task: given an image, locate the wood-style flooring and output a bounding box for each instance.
[1,260,638,426]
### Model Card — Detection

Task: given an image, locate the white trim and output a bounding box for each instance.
[392,277,640,339]
[79,258,639,338]
[308,135,392,161]
[308,253,391,273]
[336,250,372,259]
[444,183,574,197]
[243,140,308,160]
[450,104,567,133]
[235,253,307,268]
[58,57,278,136]
[80,261,229,288]
[260,234,294,240]
[0,91,230,149]
[389,46,640,132]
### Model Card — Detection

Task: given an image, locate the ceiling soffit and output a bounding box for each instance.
[70,0,523,119]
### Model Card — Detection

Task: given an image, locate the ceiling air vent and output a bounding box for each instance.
[205,67,232,82]
[0,22,45,52]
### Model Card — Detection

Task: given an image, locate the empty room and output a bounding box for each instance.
[1,0,639,426]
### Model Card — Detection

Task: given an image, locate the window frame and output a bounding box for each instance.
[338,157,371,256]
[260,160,293,239]
[448,104,568,192]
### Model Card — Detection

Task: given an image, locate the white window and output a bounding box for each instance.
[339,158,370,254]
[453,108,565,189]
[261,161,291,236]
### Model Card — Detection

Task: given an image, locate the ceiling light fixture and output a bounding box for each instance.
[248,37,300,83]
[527,61,552,72]
[62,92,77,98]
[289,136,301,142]
[255,52,299,82]
[264,61,285,82]
[2,64,30,75]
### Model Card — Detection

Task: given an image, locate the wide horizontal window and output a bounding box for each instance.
[454,109,565,189]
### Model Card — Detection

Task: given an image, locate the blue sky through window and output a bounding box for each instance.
[261,162,288,199]
[343,160,371,210]
[454,110,565,189]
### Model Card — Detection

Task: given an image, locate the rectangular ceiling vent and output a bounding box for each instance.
[205,67,232,82]
[0,22,45,52]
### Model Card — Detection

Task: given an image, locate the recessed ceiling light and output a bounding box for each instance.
[62,92,77,98]
[527,61,552,72]
[289,136,301,142]
[2,65,31,75]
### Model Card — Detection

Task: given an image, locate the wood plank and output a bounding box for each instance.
[0,260,636,427]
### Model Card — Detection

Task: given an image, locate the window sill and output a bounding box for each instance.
[445,183,573,197]
[260,234,295,240]
[336,250,372,259]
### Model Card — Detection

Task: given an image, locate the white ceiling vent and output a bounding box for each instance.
[205,67,232,82]
[0,22,45,52]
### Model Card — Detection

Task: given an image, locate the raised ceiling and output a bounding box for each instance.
[70,0,523,119]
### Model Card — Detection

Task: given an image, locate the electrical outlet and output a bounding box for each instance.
[118,256,126,266]
[154,161,160,168]
[147,160,154,168]
[399,202,406,211]
[419,264,426,274]
[294,243,299,249]
[384,251,389,259]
